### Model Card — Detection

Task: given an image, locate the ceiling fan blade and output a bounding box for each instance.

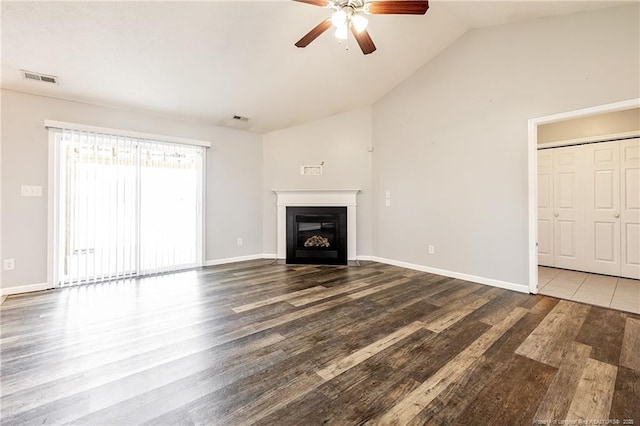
[293,0,331,7]
[295,19,332,48]
[367,1,429,15]
[351,27,377,55]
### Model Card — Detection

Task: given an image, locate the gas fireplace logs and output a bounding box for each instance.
[304,235,330,248]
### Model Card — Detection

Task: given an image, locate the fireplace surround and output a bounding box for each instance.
[273,189,360,263]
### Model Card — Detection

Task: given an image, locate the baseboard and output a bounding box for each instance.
[1,282,53,296]
[356,255,376,262]
[2,256,527,295]
[203,254,270,266]
[363,256,530,294]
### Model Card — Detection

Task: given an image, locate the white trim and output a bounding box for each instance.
[44,120,211,148]
[47,130,59,290]
[201,254,528,294]
[203,254,267,266]
[528,118,538,294]
[356,255,376,262]
[537,130,640,149]
[527,98,640,294]
[272,189,362,194]
[362,256,529,294]
[2,282,52,296]
[3,255,529,295]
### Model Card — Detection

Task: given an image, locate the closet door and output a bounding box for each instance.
[537,150,554,266]
[620,138,640,279]
[553,146,587,271]
[583,141,621,276]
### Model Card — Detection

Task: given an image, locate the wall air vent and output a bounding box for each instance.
[232,115,250,122]
[21,70,58,84]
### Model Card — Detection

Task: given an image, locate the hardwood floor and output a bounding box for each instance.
[1,260,638,425]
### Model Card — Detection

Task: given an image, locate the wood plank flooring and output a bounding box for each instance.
[1,260,638,425]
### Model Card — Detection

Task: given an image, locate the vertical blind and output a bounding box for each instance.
[52,127,204,287]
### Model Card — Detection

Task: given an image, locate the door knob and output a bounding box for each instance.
[614,213,620,218]
[554,213,559,217]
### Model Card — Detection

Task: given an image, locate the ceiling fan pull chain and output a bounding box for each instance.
[345,26,349,51]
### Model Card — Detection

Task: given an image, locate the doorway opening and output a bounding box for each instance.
[528,99,640,306]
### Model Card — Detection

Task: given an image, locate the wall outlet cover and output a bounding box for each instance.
[3,259,15,270]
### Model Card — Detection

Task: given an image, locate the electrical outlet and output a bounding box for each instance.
[385,199,391,207]
[3,259,15,270]
[237,238,243,246]
[428,245,435,255]
[385,190,391,198]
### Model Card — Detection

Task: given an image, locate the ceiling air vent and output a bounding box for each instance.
[232,115,250,122]
[21,70,58,84]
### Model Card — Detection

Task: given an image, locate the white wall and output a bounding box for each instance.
[372,5,640,291]
[262,107,373,257]
[1,90,263,290]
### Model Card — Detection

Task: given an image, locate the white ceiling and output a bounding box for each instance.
[1,1,632,133]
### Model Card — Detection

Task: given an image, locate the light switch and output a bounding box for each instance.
[385,190,391,198]
[21,185,43,197]
[385,199,391,207]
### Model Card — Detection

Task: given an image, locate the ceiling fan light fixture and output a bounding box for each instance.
[351,14,368,33]
[331,10,347,27]
[335,24,348,40]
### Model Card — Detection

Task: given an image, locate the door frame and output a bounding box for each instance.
[527,98,640,293]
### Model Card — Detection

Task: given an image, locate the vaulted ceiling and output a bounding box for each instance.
[1,1,631,133]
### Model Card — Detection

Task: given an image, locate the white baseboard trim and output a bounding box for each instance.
[356,255,376,262]
[2,282,53,296]
[3,256,528,295]
[361,256,530,294]
[203,254,269,266]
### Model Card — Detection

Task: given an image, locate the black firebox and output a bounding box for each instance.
[286,206,347,265]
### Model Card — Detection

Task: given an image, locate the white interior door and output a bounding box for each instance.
[552,146,586,271]
[537,150,554,266]
[583,141,621,275]
[620,138,640,279]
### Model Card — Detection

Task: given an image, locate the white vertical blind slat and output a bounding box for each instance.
[73,130,81,285]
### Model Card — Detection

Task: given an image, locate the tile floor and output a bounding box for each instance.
[538,266,640,314]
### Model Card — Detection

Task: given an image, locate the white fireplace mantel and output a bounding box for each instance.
[273,189,360,260]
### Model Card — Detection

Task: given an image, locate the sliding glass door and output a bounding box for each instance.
[52,128,204,287]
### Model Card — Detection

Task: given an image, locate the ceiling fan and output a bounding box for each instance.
[294,0,429,55]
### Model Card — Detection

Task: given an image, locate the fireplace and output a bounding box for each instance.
[273,189,360,262]
[286,207,347,265]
